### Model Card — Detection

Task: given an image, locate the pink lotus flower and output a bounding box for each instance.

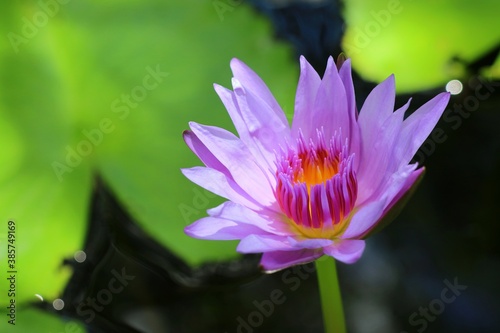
[182,56,450,272]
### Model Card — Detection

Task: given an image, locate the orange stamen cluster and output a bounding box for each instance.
[275,129,357,238]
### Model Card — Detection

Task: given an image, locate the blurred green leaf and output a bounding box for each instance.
[342,0,500,91]
[0,0,297,307]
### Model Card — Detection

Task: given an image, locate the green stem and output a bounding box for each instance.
[316,256,346,333]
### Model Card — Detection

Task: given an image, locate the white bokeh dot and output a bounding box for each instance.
[445,79,463,95]
[53,299,64,310]
[74,250,87,263]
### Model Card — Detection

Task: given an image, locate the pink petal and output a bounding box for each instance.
[213,84,248,144]
[382,166,425,215]
[341,199,387,239]
[338,58,361,166]
[181,167,262,211]
[189,122,276,206]
[185,217,266,240]
[237,234,332,254]
[260,249,324,273]
[352,164,420,238]
[231,78,291,168]
[338,58,357,121]
[207,201,291,236]
[214,83,291,170]
[311,56,349,142]
[397,92,451,165]
[360,167,425,239]
[356,99,409,203]
[292,55,322,139]
[183,130,228,173]
[373,163,419,206]
[287,237,333,249]
[237,234,292,253]
[230,58,289,127]
[323,239,366,264]
[357,75,396,154]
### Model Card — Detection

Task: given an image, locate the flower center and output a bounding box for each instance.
[275,129,357,239]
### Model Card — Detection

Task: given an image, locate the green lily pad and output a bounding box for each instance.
[0,0,297,307]
[342,0,500,91]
